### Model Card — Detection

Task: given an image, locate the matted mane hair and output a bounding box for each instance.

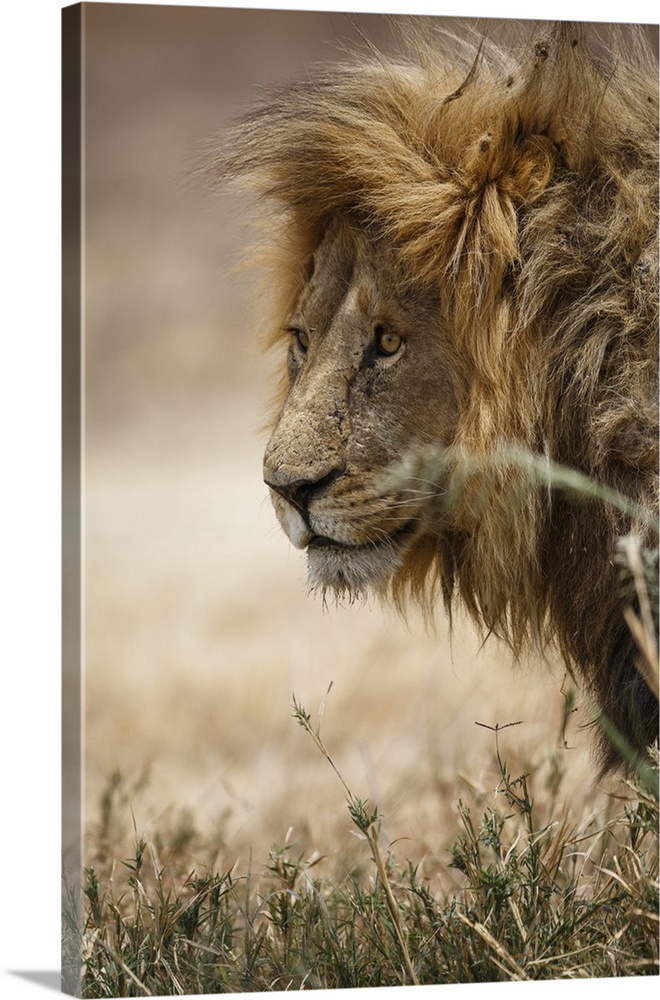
[205,19,659,771]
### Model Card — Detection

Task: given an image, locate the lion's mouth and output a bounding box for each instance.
[307,534,341,549]
[307,519,416,552]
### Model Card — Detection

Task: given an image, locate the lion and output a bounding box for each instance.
[206,19,659,772]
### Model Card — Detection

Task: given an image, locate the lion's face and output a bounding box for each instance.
[263,216,457,595]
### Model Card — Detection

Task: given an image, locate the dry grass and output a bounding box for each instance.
[73,692,658,996]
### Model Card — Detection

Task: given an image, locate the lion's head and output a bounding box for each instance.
[208,19,659,770]
[262,214,456,597]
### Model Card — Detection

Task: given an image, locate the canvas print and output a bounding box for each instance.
[62,3,659,996]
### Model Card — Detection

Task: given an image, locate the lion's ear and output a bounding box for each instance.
[463,118,559,202]
[497,134,559,207]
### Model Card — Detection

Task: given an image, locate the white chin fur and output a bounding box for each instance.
[307,540,405,596]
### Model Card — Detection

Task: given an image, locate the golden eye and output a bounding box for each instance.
[289,328,310,352]
[376,327,402,356]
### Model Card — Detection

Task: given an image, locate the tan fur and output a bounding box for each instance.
[206,19,659,770]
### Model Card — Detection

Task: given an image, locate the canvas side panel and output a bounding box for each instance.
[62,4,83,996]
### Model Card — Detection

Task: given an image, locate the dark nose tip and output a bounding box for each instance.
[265,467,344,518]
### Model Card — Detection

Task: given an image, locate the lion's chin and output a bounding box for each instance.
[305,522,415,596]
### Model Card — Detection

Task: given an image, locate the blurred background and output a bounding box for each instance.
[81,3,619,877]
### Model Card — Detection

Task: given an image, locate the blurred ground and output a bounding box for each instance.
[82,5,618,878]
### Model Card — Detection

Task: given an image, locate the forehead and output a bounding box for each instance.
[295,216,409,321]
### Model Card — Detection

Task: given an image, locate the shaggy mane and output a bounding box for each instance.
[205,19,659,772]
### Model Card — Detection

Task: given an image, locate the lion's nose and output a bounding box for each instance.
[264,467,344,519]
